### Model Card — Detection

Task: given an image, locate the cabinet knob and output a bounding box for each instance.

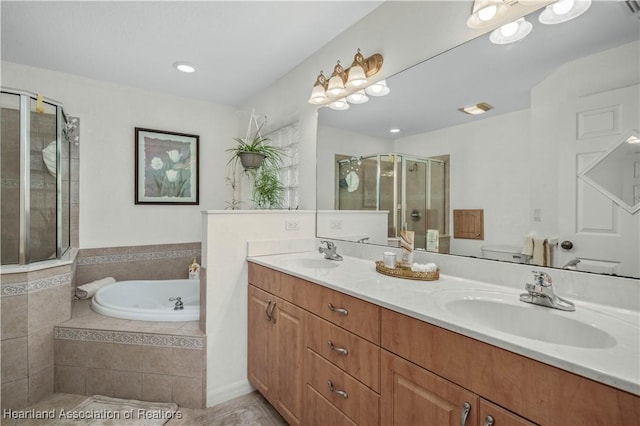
[484,415,495,426]
[327,340,349,356]
[327,303,349,316]
[327,380,348,399]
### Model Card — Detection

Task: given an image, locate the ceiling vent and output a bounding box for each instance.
[625,0,640,14]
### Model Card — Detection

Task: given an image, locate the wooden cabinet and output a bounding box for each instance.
[247,285,304,425]
[248,262,640,426]
[381,350,479,426]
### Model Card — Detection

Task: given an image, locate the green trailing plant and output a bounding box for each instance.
[226,124,285,172]
[251,166,284,209]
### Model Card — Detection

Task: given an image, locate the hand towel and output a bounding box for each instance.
[400,230,415,265]
[521,235,534,257]
[75,277,116,300]
[531,238,550,267]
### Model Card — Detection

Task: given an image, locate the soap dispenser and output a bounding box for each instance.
[188,257,200,280]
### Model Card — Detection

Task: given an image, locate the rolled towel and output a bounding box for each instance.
[75,277,116,299]
[521,235,534,257]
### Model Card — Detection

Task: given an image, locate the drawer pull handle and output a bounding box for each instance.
[327,380,348,399]
[460,402,471,426]
[327,340,349,356]
[484,415,495,426]
[268,301,277,323]
[327,303,348,316]
[265,301,273,321]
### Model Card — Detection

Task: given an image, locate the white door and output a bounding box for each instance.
[557,84,639,277]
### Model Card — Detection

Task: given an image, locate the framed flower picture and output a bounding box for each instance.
[135,128,199,205]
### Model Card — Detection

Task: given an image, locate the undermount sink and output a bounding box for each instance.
[283,258,340,269]
[440,294,617,349]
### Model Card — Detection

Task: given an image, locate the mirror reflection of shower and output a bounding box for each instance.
[335,153,449,251]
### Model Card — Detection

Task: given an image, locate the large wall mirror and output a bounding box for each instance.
[316,1,640,279]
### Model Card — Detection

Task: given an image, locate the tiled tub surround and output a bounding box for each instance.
[54,300,206,408]
[1,261,74,410]
[76,242,201,285]
[248,251,640,397]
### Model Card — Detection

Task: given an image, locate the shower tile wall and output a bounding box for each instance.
[0,263,73,410]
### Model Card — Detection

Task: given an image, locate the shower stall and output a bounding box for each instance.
[337,153,449,251]
[1,88,73,265]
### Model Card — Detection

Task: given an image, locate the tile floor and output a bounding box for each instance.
[2,391,286,425]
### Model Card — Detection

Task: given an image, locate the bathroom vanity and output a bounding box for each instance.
[247,253,639,426]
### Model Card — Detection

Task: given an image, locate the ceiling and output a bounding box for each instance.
[1,1,382,107]
[319,1,640,140]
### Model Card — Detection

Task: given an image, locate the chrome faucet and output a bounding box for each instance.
[169,296,184,310]
[319,241,343,261]
[520,270,575,311]
[562,258,581,270]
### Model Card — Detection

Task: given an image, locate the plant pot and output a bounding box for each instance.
[239,151,266,170]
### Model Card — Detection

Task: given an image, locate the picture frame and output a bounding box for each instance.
[135,127,199,205]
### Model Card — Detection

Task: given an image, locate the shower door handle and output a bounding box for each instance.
[410,209,422,221]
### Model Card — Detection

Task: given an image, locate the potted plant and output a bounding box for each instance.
[252,166,285,209]
[226,124,285,171]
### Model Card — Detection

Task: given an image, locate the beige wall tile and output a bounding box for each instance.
[142,373,173,403]
[85,341,113,369]
[142,345,173,375]
[172,348,204,379]
[1,378,28,410]
[54,339,86,367]
[1,336,28,382]
[28,365,53,404]
[54,365,85,394]
[28,327,54,373]
[86,368,114,397]
[111,343,143,372]
[1,294,28,340]
[27,285,71,334]
[172,375,203,408]
[112,370,142,400]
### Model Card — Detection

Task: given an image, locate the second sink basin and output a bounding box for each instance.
[439,292,617,349]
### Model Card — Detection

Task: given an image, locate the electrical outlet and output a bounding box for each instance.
[330,220,342,230]
[285,220,300,231]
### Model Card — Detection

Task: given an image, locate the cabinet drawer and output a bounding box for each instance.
[248,263,280,293]
[306,313,380,392]
[479,399,536,426]
[305,384,358,426]
[300,279,380,343]
[305,349,379,426]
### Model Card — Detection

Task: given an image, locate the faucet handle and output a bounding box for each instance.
[531,270,552,287]
[320,240,335,250]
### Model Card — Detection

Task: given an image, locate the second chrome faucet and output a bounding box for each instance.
[319,241,343,261]
[520,270,575,311]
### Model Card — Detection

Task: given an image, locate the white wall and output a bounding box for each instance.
[317,210,389,245]
[1,61,240,248]
[202,210,315,406]
[316,125,392,210]
[396,109,532,257]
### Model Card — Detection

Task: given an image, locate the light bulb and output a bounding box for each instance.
[500,21,519,37]
[346,90,369,104]
[552,0,575,15]
[328,99,350,111]
[478,4,497,22]
[365,80,390,97]
[346,65,367,89]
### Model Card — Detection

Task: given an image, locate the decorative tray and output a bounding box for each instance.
[375,261,439,281]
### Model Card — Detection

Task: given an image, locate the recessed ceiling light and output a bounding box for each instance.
[458,102,493,115]
[173,62,196,73]
[390,128,401,134]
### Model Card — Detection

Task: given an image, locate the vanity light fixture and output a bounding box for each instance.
[466,0,509,29]
[173,62,196,73]
[307,48,386,108]
[458,102,493,115]
[539,0,591,24]
[365,79,391,97]
[489,17,533,44]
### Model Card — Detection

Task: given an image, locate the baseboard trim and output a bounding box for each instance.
[206,379,255,407]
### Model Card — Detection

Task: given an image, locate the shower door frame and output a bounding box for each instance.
[2,87,69,265]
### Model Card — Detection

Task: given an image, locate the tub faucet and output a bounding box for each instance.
[169,297,184,310]
[356,237,370,244]
[520,270,575,311]
[319,241,343,261]
[562,258,581,270]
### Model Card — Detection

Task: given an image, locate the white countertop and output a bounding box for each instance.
[248,251,640,396]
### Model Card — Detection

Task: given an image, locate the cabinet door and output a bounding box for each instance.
[272,296,306,425]
[381,350,479,426]
[248,285,273,400]
[479,399,536,426]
